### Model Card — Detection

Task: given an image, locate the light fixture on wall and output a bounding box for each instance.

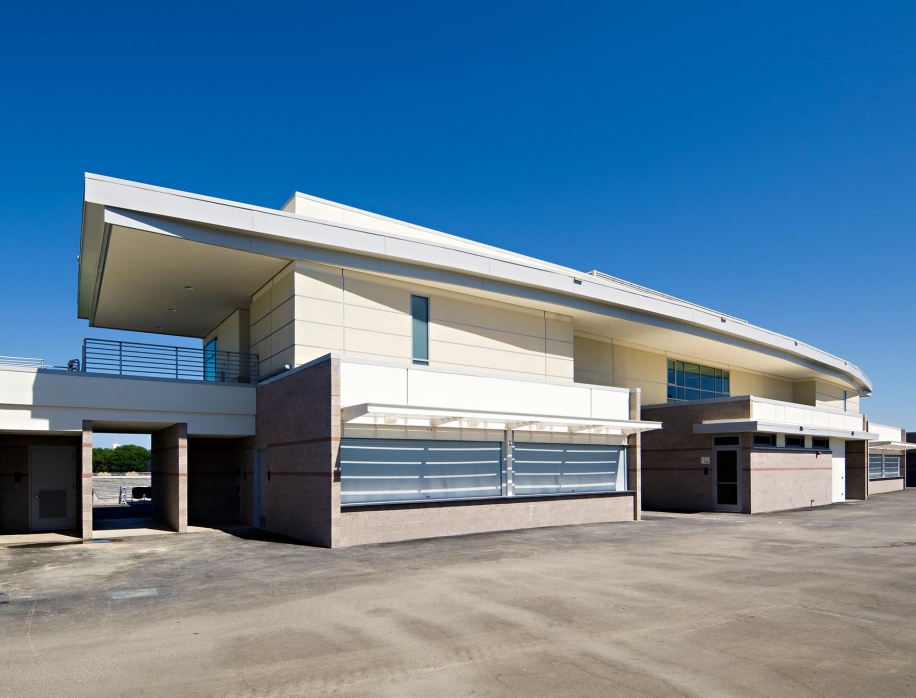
[184,285,193,290]
[168,308,177,312]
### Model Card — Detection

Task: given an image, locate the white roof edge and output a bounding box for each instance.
[80,174,872,394]
[693,419,877,440]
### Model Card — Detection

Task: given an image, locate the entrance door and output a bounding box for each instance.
[30,447,76,531]
[714,449,740,512]
[254,449,268,528]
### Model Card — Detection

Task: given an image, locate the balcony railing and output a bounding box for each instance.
[83,338,259,383]
[0,355,46,368]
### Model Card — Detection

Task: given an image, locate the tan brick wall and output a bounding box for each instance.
[748,449,832,513]
[336,493,635,547]
[151,423,188,533]
[80,422,93,540]
[868,478,904,495]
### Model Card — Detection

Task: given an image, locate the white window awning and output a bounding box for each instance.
[869,441,916,452]
[694,419,877,440]
[341,403,662,436]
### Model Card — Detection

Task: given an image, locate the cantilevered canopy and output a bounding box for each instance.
[694,419,876,440]
[869,441,916,452]
[83,223,288,337]
[341,403,662,435]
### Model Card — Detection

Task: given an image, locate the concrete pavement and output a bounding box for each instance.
[1,491,915,697]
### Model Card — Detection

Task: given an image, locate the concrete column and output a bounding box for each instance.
[627,389,642,521]
[845,440,868,500]
[151,423,188,532]
[80,420,93,541]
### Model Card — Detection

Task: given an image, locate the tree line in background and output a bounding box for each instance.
[92,444,151,473]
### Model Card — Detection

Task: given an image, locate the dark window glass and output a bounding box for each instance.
[411,295,429,365]
[812,437,830,449]
[716,450,739,506]
[785,436,804,448]
[753,434,775,447]
[666,361,729,402]
[714,436,740,446]
[700,365,716,392]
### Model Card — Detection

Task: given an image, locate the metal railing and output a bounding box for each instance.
[0,355,46,368]
[83,338,259,383]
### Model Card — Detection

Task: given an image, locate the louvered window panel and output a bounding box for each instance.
[340,439,503,505]
[869,454,884,479]
[870,453,902,479]
[512,444,626,495]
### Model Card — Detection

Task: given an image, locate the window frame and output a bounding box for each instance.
[784,435,805,448]
[869,453,901,480]
[410,295,430,366]
[667,359,730,403]
[811,437,830,450]
[753,434,776,447]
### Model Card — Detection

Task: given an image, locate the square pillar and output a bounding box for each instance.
[151,423,188,532]
[80,421,93,540]
[627,389,642,521]
[845,440,868,500]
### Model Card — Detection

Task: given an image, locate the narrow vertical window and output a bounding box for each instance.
[411,295,429,365]
[204,338,218,381]
[843,391,847,411]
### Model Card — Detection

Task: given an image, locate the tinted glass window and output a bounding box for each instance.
[753,434,775,446]
[667,361,730,403]
[411,296,429,364]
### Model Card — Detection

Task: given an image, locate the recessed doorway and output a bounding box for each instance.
[714,448,741,512]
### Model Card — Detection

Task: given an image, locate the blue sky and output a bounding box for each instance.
[1,1,914,440]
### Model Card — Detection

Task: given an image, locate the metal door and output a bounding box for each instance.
[30,447,76,531]
[714,448,740,512]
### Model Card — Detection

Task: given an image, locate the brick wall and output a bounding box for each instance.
[641,399,752,512]
[336,493,635,547]
[255,357,339,547]
[151,423,188,532]
[748,449,831,512]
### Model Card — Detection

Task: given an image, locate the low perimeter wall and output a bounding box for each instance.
[336,493,635,547]
[868,478,905,495]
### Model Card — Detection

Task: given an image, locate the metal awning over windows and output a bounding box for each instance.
[341,403,662,436]
[694,419,876,440]
[869,441,916,453]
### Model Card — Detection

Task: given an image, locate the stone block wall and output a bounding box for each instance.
[336,493,635,547]
[748,448,831,512]
[255,357,339,547]
[151,423,188,532]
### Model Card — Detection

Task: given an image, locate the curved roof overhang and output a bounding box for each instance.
[79,174,873,394]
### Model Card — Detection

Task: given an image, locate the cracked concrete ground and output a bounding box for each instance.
[1,491,915,697]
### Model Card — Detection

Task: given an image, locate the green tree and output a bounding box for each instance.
[92,444,151,473]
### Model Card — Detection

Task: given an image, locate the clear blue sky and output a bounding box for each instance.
[1,1,914,436]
